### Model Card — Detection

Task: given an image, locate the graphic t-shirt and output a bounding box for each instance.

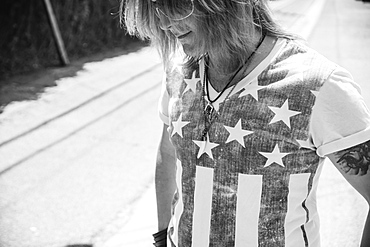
[158,38,370,247]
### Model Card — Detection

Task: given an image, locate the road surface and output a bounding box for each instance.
[0,0,369,246]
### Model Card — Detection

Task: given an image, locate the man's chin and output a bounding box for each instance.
[182,44,201,57]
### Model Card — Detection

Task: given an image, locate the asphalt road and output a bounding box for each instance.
[0,0,369,246]
[0,49,163,246]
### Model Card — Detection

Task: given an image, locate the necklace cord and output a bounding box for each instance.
[205,33,266,104]
[201,33,266,140]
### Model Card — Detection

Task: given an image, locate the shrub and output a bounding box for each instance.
[0,0,138,79]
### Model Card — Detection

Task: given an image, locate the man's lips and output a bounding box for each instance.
[177,31,192,39]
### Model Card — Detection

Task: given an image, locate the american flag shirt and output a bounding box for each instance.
[158,38,370,247]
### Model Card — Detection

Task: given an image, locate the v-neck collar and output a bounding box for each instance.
[199,38,287,110]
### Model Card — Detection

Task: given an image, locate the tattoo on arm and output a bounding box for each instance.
[334,140,370,176]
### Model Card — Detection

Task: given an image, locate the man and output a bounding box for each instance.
[121,0,370,246]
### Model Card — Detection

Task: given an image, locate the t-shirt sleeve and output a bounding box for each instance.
[310,66,370,157]
[158,73,170,125]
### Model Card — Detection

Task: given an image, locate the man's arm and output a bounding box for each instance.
[327,139,370,247]
[156,123,177,231]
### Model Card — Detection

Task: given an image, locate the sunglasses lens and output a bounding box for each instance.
[153,0,194,21]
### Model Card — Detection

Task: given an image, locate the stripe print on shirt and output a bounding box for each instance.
[166,69,322,246]
[169,163,319,247]
[165,40,336,247]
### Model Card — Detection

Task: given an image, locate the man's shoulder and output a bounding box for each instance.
[266,38,338,86]
[277,38,337,70]
[164,60,201,98]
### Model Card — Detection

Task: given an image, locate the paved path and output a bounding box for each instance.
[0,0,369,246]
[0,49,163,246]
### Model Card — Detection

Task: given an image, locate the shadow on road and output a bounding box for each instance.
[65,245,93,247]
[0,41,147,113]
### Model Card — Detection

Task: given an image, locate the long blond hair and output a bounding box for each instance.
[120,0,292,70]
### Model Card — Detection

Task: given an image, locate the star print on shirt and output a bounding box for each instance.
[224,119,253,148]
[268,99,301,128]
[310,90,319,98]
[238,77,266,101]
[193,134,219,160]
[296,138,314,150]
[183,70,200,94]
[172,113,190,138]
[259,144,290,168]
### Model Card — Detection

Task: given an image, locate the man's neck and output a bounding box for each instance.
[206,35,277,92]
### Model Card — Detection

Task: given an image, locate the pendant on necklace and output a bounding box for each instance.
[202,132,207,141]
[204,103,214,121]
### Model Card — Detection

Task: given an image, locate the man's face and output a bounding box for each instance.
[154,0,203,56]
[169,16,201,56]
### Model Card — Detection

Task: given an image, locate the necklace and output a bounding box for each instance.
[204,57,246,117]
[201,33,266,141]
